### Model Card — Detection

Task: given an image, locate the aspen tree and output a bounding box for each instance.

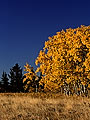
[35,25,90,92]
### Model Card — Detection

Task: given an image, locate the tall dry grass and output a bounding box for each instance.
[0,93,90,120]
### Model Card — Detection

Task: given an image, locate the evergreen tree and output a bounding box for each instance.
[0,81,3,92]
[1,71,9,92]
[8,63,24,92]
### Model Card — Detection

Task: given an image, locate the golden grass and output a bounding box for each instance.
[0,93,90,120]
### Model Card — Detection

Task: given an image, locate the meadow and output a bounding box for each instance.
[0,93,90,120]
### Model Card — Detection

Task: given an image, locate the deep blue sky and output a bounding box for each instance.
[0,0,90,76]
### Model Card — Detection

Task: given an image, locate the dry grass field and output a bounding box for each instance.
[0,93,90,120]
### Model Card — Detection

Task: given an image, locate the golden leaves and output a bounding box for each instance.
[23,63,37,91]
[34,25,90,91]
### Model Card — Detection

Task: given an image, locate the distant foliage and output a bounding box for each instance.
[35,25,90,95]
[23,63,41,92]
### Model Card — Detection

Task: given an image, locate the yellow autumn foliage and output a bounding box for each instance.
[23,63,38,92]
[35,25,90,91]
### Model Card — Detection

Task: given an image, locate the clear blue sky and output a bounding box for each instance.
[0,0,90,76]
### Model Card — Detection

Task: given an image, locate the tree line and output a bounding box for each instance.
[0,63,43,93]
[23,25,90,96]
[0,63,23,92]
[0,25,90,96]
